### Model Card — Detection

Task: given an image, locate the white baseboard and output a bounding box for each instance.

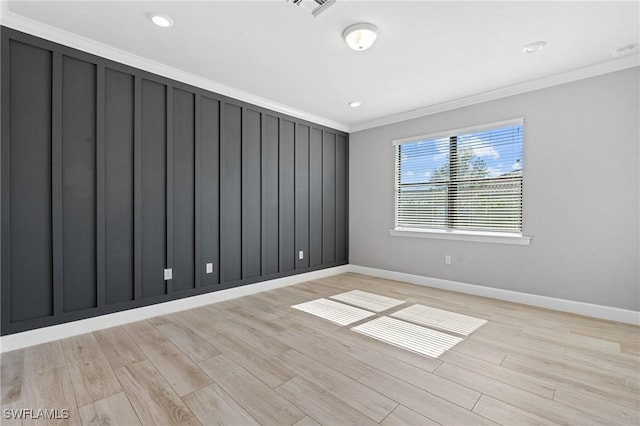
[2,263,637,352]
[0,265,350,353]
[348,265,640,326]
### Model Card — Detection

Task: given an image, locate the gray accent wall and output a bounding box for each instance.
[0,27,348,335]
[349,67,639,311]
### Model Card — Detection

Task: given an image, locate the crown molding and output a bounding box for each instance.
[1,3,638,135]
[349,56,640,133]
[0,7,349,132]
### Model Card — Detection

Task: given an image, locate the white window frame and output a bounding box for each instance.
[391,118,531,245]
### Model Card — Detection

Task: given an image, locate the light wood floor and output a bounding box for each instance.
[1,273,639,425]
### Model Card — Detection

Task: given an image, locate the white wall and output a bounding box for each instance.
[349,67,640,311]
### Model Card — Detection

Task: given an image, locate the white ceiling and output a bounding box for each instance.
[3,1,639,131]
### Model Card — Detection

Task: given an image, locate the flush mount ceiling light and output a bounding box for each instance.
[522,40,547,54]
[612,43,639,58]
[343,23,378,51]
[349,101,362,108]
[149,13,173,28]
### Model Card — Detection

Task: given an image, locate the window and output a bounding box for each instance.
[394,119,524,238]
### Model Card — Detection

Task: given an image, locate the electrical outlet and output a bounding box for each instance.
[206,263,213,274]
[164,268,173,280]
[298,250,304,260]
[445,255,452,265]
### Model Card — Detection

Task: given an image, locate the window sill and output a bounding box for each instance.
[390,228,532,245]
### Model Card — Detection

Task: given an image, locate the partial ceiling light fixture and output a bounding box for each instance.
[349,101,362,108]
[288,0,335,17]
[612,43,638,59]
[149,13,173,28]
[522,40,547,54]
[343,23,378,51]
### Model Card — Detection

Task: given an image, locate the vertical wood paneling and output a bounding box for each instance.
[165,88,174,295]
[172,88,196,292]
[96,65,106,309]
[199,97,220,286]
[322,131,336,264]
[105,69,135,305]
[61,56,97,312]
[141,79,167,298]
[0,28,348,335]
[279,119,295,272]
[261,115,279,276]
[220,103,242,283]
[133,76,143,302]
[1,32,9,330]
[194,96,202,288]
[7,40,53,322]
[295,124,310,270]
[52,52,63,317]
[243,110,262,279]
[336,134,347,262]
[309,128,323,268]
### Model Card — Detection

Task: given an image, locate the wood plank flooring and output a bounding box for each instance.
[1,272,639,425]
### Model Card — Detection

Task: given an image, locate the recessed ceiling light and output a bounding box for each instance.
[522,41,547,54]
[343,23,378,51]
[349,101,362,108]
[149,13,173,28]
[612,43,638,58]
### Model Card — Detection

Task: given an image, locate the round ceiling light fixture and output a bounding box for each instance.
[343,23,378,51]
[522,40,547,54]
[348,101,362,108]
[149,13,174,28]
[612,43,638,58]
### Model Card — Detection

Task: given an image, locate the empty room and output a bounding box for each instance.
[1,0,639,425]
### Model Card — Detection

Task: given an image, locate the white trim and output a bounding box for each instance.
[2,263,638,351]
[348,265,640,326]
[0,10,349,133]
[351,57,640,133]
[393,120,526,243]
[0,265,350,352]
[390,229,532,246]
[2,6,638,135]
[2,5,638,135]
[392,118,523,146]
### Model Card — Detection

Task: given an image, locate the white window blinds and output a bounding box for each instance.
[395,119,524,234]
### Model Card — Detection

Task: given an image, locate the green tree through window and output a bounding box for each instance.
[396,121,523,233]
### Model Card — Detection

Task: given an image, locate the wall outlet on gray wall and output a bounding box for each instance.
[164,268,173,280]
[206,263,213,274]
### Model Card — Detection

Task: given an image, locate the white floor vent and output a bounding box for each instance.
[352,316,463,358]
[291,298,375,326]
[391,304,487,336]
[330,290,405,312]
